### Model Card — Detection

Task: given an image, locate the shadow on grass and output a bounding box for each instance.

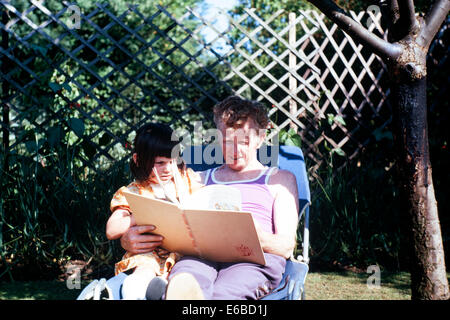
[305,270,411,299]
[349,271,411,297]
[310,270,450,298]
[1,272,448,300]
[379,272,411,292]
[0,280,88,300]
[353,271,450,292]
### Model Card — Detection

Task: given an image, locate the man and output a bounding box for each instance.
[120,96,299,299]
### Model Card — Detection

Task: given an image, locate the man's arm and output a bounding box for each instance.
[108,209,164,254]
[258,169,299,259]
[120,225,164,254]
[117,169,208,254]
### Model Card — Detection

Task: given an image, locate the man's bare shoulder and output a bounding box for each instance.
[269,168,296,183]
[268,168,298,192]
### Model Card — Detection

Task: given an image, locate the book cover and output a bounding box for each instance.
[123,185,266,265]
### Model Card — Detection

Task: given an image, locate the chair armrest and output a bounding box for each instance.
[286,258,309,300]
[261,258,309,300]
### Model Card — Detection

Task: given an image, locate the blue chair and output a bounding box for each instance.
[183,144,311,300]
[78,145,311,300]
[261,145,310,300]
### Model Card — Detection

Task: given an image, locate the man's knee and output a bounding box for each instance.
[212,283,246,300]
[168,256,218,299]
[169,256,215,279]
[211,278,272,300]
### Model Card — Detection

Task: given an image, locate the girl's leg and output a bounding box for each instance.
[212,253,286,300]
[121,266,156,300]
[167,255,219,299]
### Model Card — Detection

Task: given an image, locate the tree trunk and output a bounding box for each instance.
[390,72,449,300]
[306,0,450,301]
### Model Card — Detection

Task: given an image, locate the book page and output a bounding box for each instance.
[123,189,266,265]
[182,184,242,211]
[122,190,198,256]
[184,209,266,265]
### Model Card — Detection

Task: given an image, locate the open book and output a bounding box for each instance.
[123,185,266,265]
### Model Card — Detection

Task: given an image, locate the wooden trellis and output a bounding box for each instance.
[199,8,447,172]
[208,8,393,172]
[0,2,447,175]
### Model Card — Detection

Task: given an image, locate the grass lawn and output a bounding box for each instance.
[0,270,421,300]
[0,279,87,300]
[305,271,412,300]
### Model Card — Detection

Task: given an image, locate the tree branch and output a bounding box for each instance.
[398,0,419,34]
[381,0,401,41]
[307,0,402,61]
[388,0,400,26]
[417,0,450,49]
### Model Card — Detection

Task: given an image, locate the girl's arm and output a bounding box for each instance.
[106,208,136,240]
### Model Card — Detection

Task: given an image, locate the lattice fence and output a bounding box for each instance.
[217,8,392,172]
[0,1,448,175]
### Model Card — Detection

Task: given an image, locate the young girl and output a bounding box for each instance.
[106,122,202,300]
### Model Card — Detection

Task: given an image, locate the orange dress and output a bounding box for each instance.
[110,167,202,277]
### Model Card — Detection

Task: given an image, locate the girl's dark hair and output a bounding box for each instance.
[130,123,185,182]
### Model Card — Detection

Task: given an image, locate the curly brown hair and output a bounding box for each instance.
[213,96,269,129]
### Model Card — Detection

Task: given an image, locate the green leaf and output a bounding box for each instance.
[279,129,288,143]
[327,114,346,126]
[47,126,63,148]
[62,82,72,92]
[287,127,297,136]
[284,137,295,146]
[327,113,334,125]
[68,118,85,137]
[334,115,346,126]
[286,134,302,147]
[333,148,345,157]
[49,82,62,92]
[341,242,349,255]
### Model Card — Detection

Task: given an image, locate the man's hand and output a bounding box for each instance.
[120,225,164,254]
